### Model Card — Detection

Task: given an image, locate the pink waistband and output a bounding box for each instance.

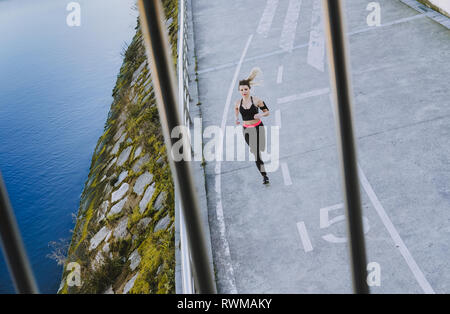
[243,120,262,128]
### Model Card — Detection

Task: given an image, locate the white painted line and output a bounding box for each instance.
[279,0,302,52]
[296,221,313,252]
[281,162,292,185]
[348,14,426,36]
[257,0,279,37]
[198,14,426,75]
[275,109,282,128]
[277,87,330,104]
[327,91,434,293]
[307,0,325,72]
[276,65,283,84]
[213,35,254,294]
[358,164,435,294]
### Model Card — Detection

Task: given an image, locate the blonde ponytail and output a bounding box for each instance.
[246,67,263,87]
[238,67,263,90]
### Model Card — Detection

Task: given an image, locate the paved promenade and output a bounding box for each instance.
[191,0,450,293]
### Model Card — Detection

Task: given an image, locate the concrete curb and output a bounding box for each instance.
[399,0,450,29]
[419,0,450,18]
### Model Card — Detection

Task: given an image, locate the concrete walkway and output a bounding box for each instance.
[191,0,450,293]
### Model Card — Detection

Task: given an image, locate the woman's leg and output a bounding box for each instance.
[243,124,267,177]
[255,124,267,177]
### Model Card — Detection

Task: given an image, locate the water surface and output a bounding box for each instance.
[0,0,138,293]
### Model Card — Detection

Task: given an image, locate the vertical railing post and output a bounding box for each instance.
[137,0,216,294]
[0,172,39,294]
[321,0,369,294]
[177,0,195,293]
[179,206,194,293]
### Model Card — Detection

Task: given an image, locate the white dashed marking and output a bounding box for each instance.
[257,0,279,37]
[307,0,325,72]
[277,87,330,105]
[276,65,283,84]
[279,0,302,52]
[281,162,292,186]
[296,221,313,252]
[275,109,282,128]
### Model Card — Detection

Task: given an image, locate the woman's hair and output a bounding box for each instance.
[238,67,262,90]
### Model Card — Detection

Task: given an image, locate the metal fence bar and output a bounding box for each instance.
[177,0,194,293]
[137,0,217,294]
[179,206,194,293]
[0,172,39,294]
[321,0,370,294]
[179,0,196,292]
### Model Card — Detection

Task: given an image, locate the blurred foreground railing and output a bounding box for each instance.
[0,172,38,293]
[137,0,217,294]
[322,0,369,294]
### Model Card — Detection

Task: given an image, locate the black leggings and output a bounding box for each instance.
[242,122,267,177]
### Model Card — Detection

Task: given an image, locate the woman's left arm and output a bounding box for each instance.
[255,97,270,117]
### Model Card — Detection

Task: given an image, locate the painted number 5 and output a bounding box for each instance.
[320,203,370,243]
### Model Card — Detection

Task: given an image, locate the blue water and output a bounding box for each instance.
[0,0,138,293]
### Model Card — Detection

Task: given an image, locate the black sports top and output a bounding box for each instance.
[239,96,269,121]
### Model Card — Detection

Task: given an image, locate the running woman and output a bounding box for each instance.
[235,68,270,184]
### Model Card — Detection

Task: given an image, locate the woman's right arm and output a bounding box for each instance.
[235,100,240,125]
